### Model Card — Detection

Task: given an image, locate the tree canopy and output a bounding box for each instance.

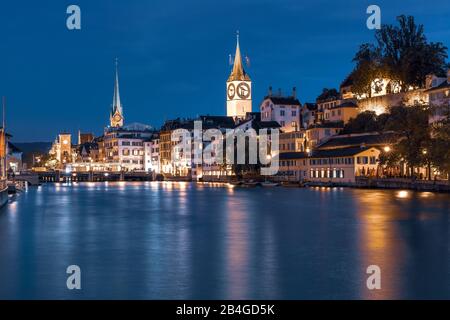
[429,112,450,179]
[316,88,339,102]
[342,111,388,134]
[351,15,448,97]
[383,105,430,169]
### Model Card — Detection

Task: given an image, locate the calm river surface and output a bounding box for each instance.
[0,182,449,299]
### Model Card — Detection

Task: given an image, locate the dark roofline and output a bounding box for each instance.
[310,146,378,158]
[317,131,401,150]
[303,103,318,111]
[424,81,450,93]
[279,146,379,160]
[332,101,358,109]
[263,96,301,106]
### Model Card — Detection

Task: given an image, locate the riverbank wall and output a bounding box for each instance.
[28,171,450,193]
[353,177,450,192]
[198,176,450,193]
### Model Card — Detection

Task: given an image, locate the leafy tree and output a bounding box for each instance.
[351,44,386,96]
[383,105,431,175]
[316,88,339,102]
[430,115,450,180]
[352,15,448,96]
[342,111,386,134]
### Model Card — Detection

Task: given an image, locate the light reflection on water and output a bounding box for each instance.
[0,182,449,299]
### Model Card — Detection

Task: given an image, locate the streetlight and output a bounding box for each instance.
[384,146,391,153]
[422,149,430,180]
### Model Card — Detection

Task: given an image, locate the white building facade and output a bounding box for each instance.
[260,88,301,132]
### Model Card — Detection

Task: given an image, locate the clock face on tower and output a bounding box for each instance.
[227,83,235,100]
[236,82,250,99]
[113,113,122,123]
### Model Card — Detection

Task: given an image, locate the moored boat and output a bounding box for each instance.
[243,180,259,187]
[261,181,279,187]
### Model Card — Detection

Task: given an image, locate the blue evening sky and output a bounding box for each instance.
[0,0,449,142]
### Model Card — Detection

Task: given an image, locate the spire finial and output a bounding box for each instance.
[111,58,122,118]
[228,31,250,81]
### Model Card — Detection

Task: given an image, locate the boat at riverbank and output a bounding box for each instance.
[242,180,259,188]
[261,181,279,187]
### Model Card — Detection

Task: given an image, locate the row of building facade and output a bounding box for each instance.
[45,35,450,183]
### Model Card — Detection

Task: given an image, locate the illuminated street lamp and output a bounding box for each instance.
[422,149,430,180]
[384,146,391,153]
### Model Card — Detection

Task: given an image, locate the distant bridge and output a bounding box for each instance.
[20,171,155,184]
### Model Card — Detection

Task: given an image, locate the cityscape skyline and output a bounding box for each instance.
[1,0,450,142]
[1,1,450,303]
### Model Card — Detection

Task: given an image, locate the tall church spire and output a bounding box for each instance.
[226,32,252,118]
[112,58,122,115]
[110,58,124,127]
[228,31,250,82]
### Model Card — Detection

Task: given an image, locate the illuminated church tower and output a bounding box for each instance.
[110,59,124,127]
[226,33,252,118]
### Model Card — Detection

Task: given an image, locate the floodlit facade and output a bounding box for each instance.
[144,136,160,174]
[426,70,450,124]
[103,124,154,171]
[278,146,381,183]
[260,87,301,132]
[226,34,252,119]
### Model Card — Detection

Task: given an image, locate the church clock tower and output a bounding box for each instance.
[110,59,124,128]
[227,33,252,118]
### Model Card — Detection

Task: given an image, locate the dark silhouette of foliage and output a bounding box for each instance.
[342,111,386,134]
[316,88,340,102]
[352,15,448,96]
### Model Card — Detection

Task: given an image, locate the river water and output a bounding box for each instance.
[0,182,449,299]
